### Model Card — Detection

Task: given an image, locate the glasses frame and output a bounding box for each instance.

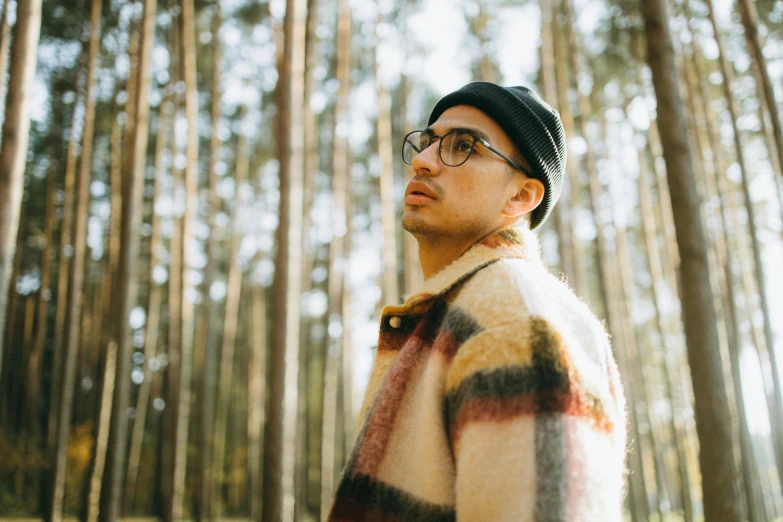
[402,129,532,177]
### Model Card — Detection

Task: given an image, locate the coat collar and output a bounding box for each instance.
[401,226,543,308]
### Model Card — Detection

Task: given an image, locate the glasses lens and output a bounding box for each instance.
[402,131,429,165]
[441,131,475,166]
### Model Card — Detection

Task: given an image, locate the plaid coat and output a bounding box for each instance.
[328,227,628,521]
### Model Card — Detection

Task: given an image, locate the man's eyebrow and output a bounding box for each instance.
[423,125,492,143]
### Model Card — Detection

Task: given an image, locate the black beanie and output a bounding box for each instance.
[427,82,566,230]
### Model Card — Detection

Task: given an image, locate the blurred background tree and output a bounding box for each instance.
[0,0,782,520]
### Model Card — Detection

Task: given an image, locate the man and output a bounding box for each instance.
[328,82,628,521]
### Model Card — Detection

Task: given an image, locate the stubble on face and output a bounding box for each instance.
[402,200,497,248]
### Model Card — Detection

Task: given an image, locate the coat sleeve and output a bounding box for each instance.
[443,317,627,522]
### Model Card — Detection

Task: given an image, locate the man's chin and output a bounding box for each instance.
[402,212,433,236]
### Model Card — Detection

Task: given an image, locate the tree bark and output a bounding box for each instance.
[537,0,573,282]
[0,0,13,130]
[162,14,182,521]
[704,0,783,496]
[263,0,307,518]
[27,159,57,458]
[341,149,354,461]
[376,16,398,306]
[47,0,98,517]
[561,0,612,330]
[0,0,41,397]
[85,339,117,522]
[74,4,105,520]
[633,111,694,522]
[551,7,589,301]
[248,274,267,522]
[212,111,248,520]
[170,1,198,518]
[736,0,783,182]
[614,219,668,521]
[1,188,26,425]
[193,5,221,521]
[641,0,743,519]
[124,87,169,515]
[320,0,350,515]
[299,0,321,516]
[98,0,157,519]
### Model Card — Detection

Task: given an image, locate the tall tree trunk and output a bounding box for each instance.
[1,188,25,426]
[163,105,183,522]
[103,114,123,338]
[752,59,783,238]
[551,7,588,301]
[632,108,694,521]
[17,293,34,492]
[300,0,319,301]
[641,1,743,519]
[168,1,198,519]
[212,113,248,520]
[704,0,783,494]
[341,150,354,460]
[395,0,421,296]
[45,50,89,463]
[468,3,496,83]
[675,24,752,521]
[320,0,350,515]
[724,260,770,522]
[77,0,110,512]
[194,5,221,521]
[28,160,57,454]
[0,0,41,394]
[299,0,321,516]
[75,4,107,520]
[681,5,776,516]
[736,0,783,182]
[162,13,182,520]
[18,165,56,500]
[605,248,648,522]
[0,0,13,129]
[561,0,612,330]
[98,0,157,519]
[124,87,169,514]
[85,338,117,522]
[248,273,267,522]
[614,219,668,521]
[376,18,398,305]
[263,0,307,518]
[639,73,706,518]
[537,0,573,281]
[47,0,99,517]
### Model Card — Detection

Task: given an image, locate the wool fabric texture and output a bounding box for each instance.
[428,82,566,230]
[327,227,628,521]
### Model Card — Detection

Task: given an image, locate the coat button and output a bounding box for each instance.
[389,316,401,328]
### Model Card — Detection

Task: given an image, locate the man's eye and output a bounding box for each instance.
[455,139,473,152]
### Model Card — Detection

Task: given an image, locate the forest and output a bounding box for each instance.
[0,0,782,520]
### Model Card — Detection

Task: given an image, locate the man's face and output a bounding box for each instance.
[402,104,532,242]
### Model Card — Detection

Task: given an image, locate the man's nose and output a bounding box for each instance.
[410,140,442,175]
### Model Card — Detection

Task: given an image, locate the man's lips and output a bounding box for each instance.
[405,180,438,200]
[405,193,436,205]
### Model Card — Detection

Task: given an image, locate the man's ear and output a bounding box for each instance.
[505,177,545,217]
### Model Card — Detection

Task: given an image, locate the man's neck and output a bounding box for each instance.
[417,236,480,280]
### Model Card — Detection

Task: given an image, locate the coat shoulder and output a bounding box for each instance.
[450,258,618,406]
[454,257,602,331]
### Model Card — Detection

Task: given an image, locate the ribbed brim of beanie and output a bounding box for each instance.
[427,82,566,230]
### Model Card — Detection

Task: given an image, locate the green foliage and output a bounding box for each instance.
[234,0,268,26]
